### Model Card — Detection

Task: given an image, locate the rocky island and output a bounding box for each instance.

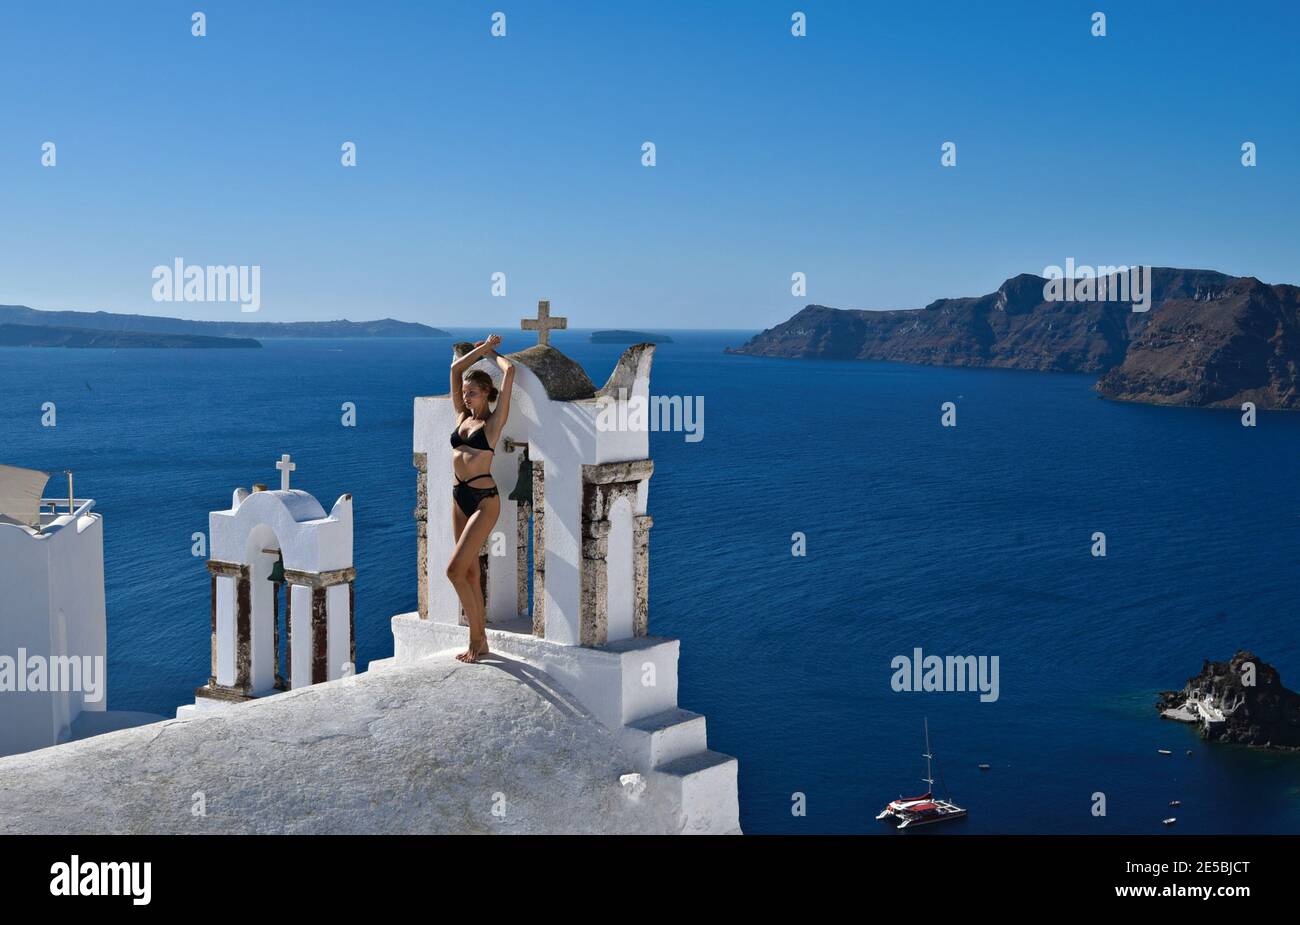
[726,268,1300,409]
[0,304,449,345]
[1157,651,1300,749]
[591,329,673,344]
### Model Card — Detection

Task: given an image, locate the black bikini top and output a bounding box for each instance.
[451,419,494,452]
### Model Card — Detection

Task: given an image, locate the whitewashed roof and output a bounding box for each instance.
[0,654,680,834]
[0,465,49,528]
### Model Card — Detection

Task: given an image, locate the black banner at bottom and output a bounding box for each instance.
[0,834,1286,909]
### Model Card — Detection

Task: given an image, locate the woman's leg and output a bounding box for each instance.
[447,495,478,627]
[446,495,500,662]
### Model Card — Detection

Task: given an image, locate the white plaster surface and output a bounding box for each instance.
[606,494,634,642]
[392,612,678,729]
[0,654,686,834]
[289,584,313,688]
[0,509,108,757]
[210,489,352,574]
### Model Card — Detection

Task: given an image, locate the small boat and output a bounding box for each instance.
[1157,749,1172,755]
[978,763,990,771]
[1169,800,1181,807]
[876,719,968,830]
[1163,817,1177,825]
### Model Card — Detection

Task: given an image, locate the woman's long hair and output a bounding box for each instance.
[463,369,498,417]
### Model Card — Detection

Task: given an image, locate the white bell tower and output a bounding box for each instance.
[180,456,354,716]
[390,301,740,833]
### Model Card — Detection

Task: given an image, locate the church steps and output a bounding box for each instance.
[654,749,741,835]
[393,613,736,830]
[391,613,680,729]
[621,708,708,770]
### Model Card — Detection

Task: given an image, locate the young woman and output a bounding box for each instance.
[446,334,515,663]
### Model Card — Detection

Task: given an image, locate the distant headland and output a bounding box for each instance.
[726,268,1300,409]
[0,304,449,348]
[590,329,674,344]
[0,323,260,349]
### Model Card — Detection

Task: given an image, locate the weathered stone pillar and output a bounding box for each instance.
[516,499,531,617]
[633,514,653,638]
[284,584,294,686]
[311,586,328,684]
[580,519,610,646]
[272,580,286,691]
[284,566,357,688]
[414,452,428,620]
[579,459,653,647]
[348,579,356,669]
[235,574,251,690]
[531,460,546,638]
[199,560,254,702]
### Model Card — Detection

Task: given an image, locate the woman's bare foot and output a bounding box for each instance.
[455,641,490,663]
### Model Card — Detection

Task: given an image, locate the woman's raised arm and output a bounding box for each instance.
[450,335,501,415]
[488,352,515,440]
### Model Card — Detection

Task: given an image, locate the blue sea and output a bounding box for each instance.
[3,330,1299,835]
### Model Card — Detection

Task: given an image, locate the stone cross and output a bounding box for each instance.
[521,299,567,347]
[276,454,296,491]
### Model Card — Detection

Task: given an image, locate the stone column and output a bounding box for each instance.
[579,518,610,646]
[272,580,286,691]
[531,460,546,638]
[208,573,217,683]
[633,514,653,637]
[311,586,328,684]
[284,585,294,686]
[516,500,531,617]
[579,459,653,647]
[414,452,428,620]
[284,567,357,688]
[200,560,254,702]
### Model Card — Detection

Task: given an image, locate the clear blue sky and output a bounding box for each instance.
[1,0,1296,328]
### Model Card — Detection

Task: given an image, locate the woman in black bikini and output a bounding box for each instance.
[447,334,514,663]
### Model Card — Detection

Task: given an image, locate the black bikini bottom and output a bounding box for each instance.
[453,474,498,517]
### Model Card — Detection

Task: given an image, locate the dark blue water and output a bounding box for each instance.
[3,331,1299,834]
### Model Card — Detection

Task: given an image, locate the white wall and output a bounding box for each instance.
[215,575,236,686]
[290,584,314,688]
[327,582,350,676]
[0,511,106,757]
[210,490,352,575]
[606,495,634,642]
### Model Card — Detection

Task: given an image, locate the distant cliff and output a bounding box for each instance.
[0,323,259,349]
[0,305,449,339]
[725,269,1300,409]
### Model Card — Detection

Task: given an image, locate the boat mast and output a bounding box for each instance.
[922,717,935,795]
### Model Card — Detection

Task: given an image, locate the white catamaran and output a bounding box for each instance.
[876,719,968,830]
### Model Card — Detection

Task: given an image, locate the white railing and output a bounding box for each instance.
[38,497,96,525]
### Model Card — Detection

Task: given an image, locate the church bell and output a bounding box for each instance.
[508,450,532,504]
[268,556,285,584]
